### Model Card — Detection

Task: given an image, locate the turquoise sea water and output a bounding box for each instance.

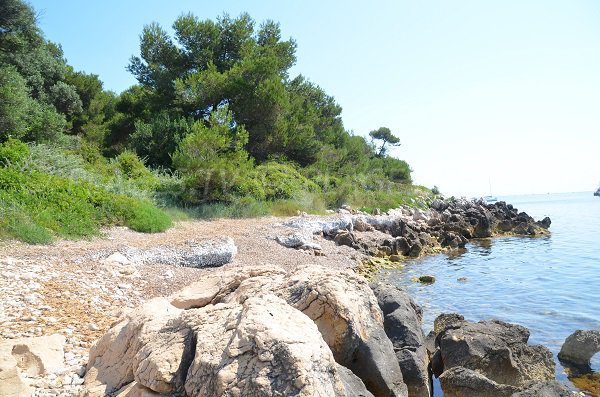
[376,191,600,395]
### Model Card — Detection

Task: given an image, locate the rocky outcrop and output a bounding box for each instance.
[85,295,349,397]
[430,314,559,397]
[85,265,409,397]
[284,199,550,270]
[370,283,431,397]
[558,329,600,368]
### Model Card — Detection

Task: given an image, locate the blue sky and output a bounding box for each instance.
[29,0,600,196]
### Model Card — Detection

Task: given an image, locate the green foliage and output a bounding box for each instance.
[130,113,192,168]
[253,162,319,200]
[172,108,253,203]
[369,127,401,157]
[0,167,171,242]
[0,138,29,166]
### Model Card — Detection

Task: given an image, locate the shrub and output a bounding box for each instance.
[173,109,254,203]
[0,138,30,167]
[0,167,171,243]
[253,162,320,201]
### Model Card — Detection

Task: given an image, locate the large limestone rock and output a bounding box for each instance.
[88,265,407,397]
[431,315,557,397]
[85,267,398,397]
[85,289,375,397]
[0,334,66,377]
[370,283,431,397]
[0,354,31,397]
[558,329,600,368]
[210,265,408,397]
[84,298,183,396]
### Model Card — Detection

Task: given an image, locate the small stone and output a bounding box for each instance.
[88,323,99,331]
[457,277,468,282]
[75,366,86,377]
[71,375,84,386]
[417,275,436,284]
[117,283,131,290]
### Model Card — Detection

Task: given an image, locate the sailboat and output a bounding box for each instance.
[484,178,498,203]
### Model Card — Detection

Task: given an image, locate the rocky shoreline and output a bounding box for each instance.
[1,198,597,397]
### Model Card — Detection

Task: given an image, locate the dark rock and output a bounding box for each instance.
[433,313,464,335]
[433,317,555,388]
[558,329,600,368]
[417,275,435,284]
[393,237,411,256]
[396,347,431,397]
[370,283,430,397]
[536,217,551,229]
[408,242,423,257]
[431,199,448,212]
[334,231,356,247]
[337,364,376,397]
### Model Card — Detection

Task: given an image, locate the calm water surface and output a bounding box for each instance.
[376,192,600,395]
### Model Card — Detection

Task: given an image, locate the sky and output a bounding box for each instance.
[28,0,600,197]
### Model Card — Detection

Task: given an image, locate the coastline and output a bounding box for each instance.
[1,198,591,397]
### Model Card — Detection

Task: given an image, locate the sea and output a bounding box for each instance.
[375,191,600,396]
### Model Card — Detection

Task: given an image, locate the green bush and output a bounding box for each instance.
[173,109,254,203]
[253,162,320,201]
[0,138,30,167]
[0,167,171,243]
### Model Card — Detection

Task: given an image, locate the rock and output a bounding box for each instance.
[123,237,238,268]
[0,334,66,377]
[439,366,518,397]
[408,242,423,257]
[175,265,408,397]
[115,381,166,397]
[354,217,374,233]
[558,329,600,367]
[84,298,183,396]
[168,266,287,309]
[433,313,464,335]
[85,294,351,397]
[180,236,237,267]
[416,275,435,284]
[276,230,320,250]
[337,364,375,397]
[536,217,551,229]
[102,252,138,277]
[370,283,430,397]
[285,216,354,235]
[511,380,574,396]
[0,355,32,397]
[433,316,555,395]
[334,231,357,248]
